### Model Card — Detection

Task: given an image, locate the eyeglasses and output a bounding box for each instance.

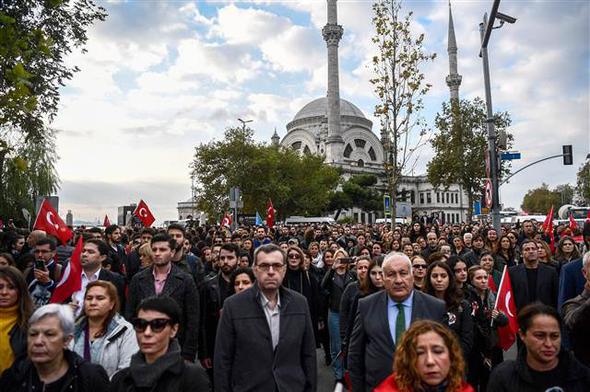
[256,263,285,272]
[288,254,300,259]
[132,318,172,333]
[413,264,427,269]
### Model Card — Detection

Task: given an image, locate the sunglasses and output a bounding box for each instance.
[288,253,300,259]
[413,264,427,269]
[132,318,172,333]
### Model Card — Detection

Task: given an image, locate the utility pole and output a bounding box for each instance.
[237,118,253,131]
[479,0,516,232]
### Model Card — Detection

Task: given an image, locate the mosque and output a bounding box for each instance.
[179,1,470,225]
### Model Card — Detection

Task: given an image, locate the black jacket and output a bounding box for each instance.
[0,349,109,392]
[214,285,317,392]
[126,264,200,361]
[110,341,209,392]
[446,299,474,360]
[8,324,27,362]
[508,263,558,312]
[198,273,230,360]
[487,348,590,392]
[321,269,355,312]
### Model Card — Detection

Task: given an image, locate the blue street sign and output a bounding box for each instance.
[473,200,481,216]
[384,195,391,216]
[500,152,521,161]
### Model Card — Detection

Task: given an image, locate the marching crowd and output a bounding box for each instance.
[0,217,590,391]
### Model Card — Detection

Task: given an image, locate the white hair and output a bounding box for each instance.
[29,304,75,338]
[383,252,413,273]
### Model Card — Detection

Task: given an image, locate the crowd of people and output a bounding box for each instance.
[0,217,590,391]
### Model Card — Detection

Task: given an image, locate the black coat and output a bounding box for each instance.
[487,349,590,392]
[98,268,126,312]
[508,263,558,312]
[214,285,317,392]
[0,349,109,392]
[321,269,355,312]
[126,264,200,361]
[446,299,474,360]
[348,290,447,392]
[198,273,230,360]
[110,351,209,392]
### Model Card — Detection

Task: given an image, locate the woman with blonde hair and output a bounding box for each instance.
[375,320,474,392]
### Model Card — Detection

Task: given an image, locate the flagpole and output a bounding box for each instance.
[31,198,46,230]
[491,265,507,327]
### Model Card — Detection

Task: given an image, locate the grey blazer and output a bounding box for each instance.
[348,289,446,392]
[214,285,317,392]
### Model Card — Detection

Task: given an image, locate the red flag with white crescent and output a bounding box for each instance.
[50,237,83,304]
[266,199,275,228]
[103,214,111,227]
[221,212,232,228]
[542,206,554,233]
[133,200,155,227]
[33,199,73,245]
[494,266,519,350]
[569,213,577,232]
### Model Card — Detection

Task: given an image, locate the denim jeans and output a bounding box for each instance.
[328,309,343,380]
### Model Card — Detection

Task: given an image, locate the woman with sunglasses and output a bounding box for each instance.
[71,280,138,379]
[111,296,209,391]
[410,255,428,291]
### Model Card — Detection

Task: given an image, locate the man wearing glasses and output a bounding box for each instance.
[26,237,62,307]
[214,243,317,392]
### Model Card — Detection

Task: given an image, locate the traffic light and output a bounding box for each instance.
[563,145,573,165]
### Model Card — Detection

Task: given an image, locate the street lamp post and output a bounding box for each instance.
[479,0,516,232]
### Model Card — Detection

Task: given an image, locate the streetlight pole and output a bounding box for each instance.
[479,0,516,232]
[238,118,253,131]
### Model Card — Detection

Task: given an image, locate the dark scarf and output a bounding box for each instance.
[129,339,183,388]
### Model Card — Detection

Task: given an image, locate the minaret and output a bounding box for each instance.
[271,128,280,146]
[322,0,344,163]
[445,1,462,101]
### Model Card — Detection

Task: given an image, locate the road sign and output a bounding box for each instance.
[384,195,391,217]
[500,151,521,160]
[396,202,412,218]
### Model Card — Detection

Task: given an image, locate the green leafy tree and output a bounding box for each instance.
[329,175,383,219]
[371,0,435,219]
[576,161,590,205]
[190,127,340,221]
[0,0,106,221]
[554,184,574,206]
[0,127,60,224]
[427,98,512,221]
[521,183,561,214]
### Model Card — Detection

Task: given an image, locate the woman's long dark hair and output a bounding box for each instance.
[358,260,382,296]
[423,261,462,310]
[0,266,33,330]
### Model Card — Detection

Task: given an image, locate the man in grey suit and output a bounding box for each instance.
[214,243,317,392]
[348,252,446,392]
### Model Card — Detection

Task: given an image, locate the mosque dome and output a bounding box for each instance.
[292,97,367,122]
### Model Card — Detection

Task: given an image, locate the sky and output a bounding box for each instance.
[51,0,590,224]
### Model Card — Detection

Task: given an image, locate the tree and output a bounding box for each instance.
[329,175,383,219]
[427,97,512,221]
[0,127,60,224]
[521,183,562,214]
[190,127,340,221]
[370,0,436,219]
[576,161,590,205]
[554,184,574,206]
[0,0,106,221]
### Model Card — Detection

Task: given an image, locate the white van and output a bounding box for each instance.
[284,216,336,225]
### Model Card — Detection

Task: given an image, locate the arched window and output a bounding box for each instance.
[357,159,364,167]
[303,145,311,155]
[344,144,353,158]
[291,141,302,150]
[368,147,377,161]
[354,139,366,148]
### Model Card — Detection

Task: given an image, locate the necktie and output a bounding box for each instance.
[395,303,405,344]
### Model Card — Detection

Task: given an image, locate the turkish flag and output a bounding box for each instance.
[133,200,155,227]
[494,266,519,350]
[221,212,232,228]
[103,214,111,227]
[488,275,497,293]
[33,199,73,245]
[266,199,275,228]
[569,213,577,232]
[50,237,83,304]
[542,206,554,233]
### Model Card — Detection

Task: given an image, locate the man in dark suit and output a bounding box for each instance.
[70,239,125,316]
[509,239,559,312]
[126,233,200,361]
[214,243,317,392]
[348,252,446,392]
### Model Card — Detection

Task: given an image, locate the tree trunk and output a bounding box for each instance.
[466,191,474,223]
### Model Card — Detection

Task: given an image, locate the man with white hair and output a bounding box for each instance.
[347,252,447,392]
[562,251,590,366]
[0,304,109,391]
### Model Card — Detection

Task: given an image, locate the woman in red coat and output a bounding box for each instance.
[375,320,474,392]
